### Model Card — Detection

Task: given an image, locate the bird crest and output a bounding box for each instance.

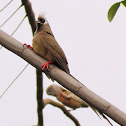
[38,13,48,24]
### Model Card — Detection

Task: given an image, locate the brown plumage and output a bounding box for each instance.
[32,14,70,73]
[46,84,88,109]
[46,84,113,126]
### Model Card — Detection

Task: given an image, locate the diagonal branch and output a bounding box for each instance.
[44,98,80,126]
[0,30,126,125]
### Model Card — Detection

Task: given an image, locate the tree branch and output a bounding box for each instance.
[21,0,36,34]
[36,70,44,126]
[44,98,80,126]
[0,30,126,125]
[21,1,43,126]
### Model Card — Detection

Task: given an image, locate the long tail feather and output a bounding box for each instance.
[89,105,113,126]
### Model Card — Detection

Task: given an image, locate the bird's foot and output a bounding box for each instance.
[42,61,52,70]
[23,44,33,50]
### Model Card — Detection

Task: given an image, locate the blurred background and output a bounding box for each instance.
[0,0,126,125]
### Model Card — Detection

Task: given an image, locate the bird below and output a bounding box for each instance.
[32,14,70,74]
[46,84,113,126]
[47,84,88,109]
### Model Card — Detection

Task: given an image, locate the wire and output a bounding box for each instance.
[0,15,26,49]
[0,0,13,12]
[11,15,27,36]
[0,63,29,99]
[0,4,22,28]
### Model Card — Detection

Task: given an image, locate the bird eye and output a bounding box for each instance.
[62,89,66,91]
[39,18,45,23]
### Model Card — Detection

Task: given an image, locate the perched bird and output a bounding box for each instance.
[32,14,70,73]
[47,84,88,109]
[46,84,113,126]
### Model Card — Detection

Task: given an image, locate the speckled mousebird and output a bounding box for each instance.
[46,84,113,126]
[32,14,70,73]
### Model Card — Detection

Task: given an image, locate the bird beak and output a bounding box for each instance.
[36,20,43,29]
[36,21,41,24]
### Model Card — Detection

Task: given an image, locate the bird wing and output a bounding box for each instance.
[61,90,88,106]
[58,90,82,109]
[41,32,70,73]
[59,87,112,125]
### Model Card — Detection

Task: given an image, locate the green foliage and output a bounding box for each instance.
[121,0,126,7]
[108,0,126,22]
[108,2,120,22]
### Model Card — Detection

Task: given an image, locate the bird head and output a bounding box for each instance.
[36,14,47,31]
[46,84,64,97]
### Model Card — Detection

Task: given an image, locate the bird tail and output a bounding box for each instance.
[89,105,102,119]
[68,73,113,126]
[46,74,54,82]
[69,73,82,83]
[89,105,113,126]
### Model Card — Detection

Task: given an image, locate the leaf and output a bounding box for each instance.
[108,2,120,22]
[121,0,126,7]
